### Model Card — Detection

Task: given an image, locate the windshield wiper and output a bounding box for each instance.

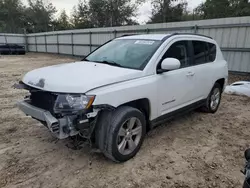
[93,60,123,67]
[81,57,89,61]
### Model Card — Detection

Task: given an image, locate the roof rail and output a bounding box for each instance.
[118,34,138,38]
[171,33,213,39]
[161,33,179,41]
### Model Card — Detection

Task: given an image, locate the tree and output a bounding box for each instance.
[195,0,250,19]
[0,0,26,33]
[195,0,231,19]
[54,10,72,31]
[71,0,93,29]
[148,0,188,23]
[231,0,250,17]
[25,0,57,33]
[88,0,140,27]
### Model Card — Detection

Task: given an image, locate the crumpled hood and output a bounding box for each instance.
[22,61,143,93]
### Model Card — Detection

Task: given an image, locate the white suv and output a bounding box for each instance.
[16,33,228,162]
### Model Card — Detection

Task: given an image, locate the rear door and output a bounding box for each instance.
[191,40,217,99]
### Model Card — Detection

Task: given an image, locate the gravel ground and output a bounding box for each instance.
[0,53,250,188]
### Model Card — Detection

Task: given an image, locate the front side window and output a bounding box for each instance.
[85,39,161,70]
[163,41,190,68]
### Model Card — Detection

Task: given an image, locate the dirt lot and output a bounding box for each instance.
[0,53,250,188]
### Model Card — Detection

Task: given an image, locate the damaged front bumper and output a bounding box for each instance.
[17,100,97,139]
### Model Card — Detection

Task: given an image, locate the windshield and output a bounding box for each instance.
[85,39,161,70]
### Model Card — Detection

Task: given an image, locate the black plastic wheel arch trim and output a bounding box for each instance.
[93,104,116,111]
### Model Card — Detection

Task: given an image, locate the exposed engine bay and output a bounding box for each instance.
[15,82,100,141]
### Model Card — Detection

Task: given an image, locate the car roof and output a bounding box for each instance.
[117,33,212,41]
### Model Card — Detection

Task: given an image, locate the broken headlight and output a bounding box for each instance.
[54,94,95,113]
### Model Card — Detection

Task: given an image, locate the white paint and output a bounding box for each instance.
[88,34,228,119]
[22,34,228,120]
[22,61,143,93]
[161,58,181,70]
[225,81,250,97]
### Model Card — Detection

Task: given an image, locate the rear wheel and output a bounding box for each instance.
[95,106,146,162]
[202,83,222,113]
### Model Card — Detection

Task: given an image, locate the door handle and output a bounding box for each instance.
[186,72,195,76]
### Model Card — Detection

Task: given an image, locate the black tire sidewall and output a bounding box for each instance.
[110,108,146,162]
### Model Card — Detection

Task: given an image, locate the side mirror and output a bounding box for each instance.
[158,58,181,73]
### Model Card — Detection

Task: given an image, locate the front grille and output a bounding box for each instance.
[30,90,57,114]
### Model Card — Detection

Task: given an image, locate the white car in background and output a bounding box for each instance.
[15,33,228,162]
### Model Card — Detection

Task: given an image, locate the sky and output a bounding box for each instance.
[22,0,204,24]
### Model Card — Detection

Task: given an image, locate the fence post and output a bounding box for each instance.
[113,30,117,38]
[89,32,92,53]
[35,35,38,52]
[4,34,7,44]
[23,28,28,52]
[57,34,59,54]
[71,33,74,56]
[194,25,198,34]
[44,34,47,53]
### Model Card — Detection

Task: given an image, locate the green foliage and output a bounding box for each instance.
[25,0,57,33]
[148,0,188,23]
[70,0,93,29]
[1,0,250,34]
[0,0,26,33]
[88,0,139,27]
[196,0,250,19]
[70,0,140,29]
[54,10,72,31]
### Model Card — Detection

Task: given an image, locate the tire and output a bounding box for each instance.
[245,149,250,161]
[95,106,146,162]
[201,83,222,113]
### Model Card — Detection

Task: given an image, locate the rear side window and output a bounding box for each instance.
[208,43,216,62]
[192,41,217,65]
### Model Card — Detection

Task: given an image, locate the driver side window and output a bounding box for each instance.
[162,41,190,68]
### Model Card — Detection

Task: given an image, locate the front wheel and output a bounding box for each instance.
[202,83,222,113]
[95,106,146,162]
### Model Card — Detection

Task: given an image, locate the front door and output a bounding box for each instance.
[157,40,196,116]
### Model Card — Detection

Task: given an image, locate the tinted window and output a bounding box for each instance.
[192,41,217,65]
[163,41,190,68]
[192,41,209,65]
[208,43,216,62]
